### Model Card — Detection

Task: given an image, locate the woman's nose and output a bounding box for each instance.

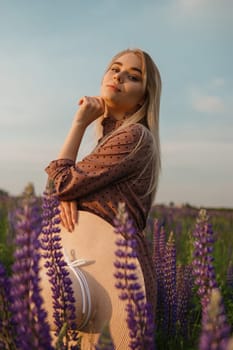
[114,72,123,83]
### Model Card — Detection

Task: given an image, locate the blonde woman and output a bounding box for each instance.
[44,48,162,349]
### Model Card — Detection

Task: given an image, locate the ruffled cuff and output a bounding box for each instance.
[45,159,74,179]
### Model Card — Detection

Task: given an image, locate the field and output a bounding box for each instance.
[0,187,233,349]
[148,203,233,349]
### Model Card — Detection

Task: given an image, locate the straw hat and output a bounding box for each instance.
[40,211,145,349]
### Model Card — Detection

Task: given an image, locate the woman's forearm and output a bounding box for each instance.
[58,121,86,161]
[57,96,105,161]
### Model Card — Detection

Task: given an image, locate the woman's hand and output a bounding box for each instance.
[58,96,106,161]
[73,96,105,128]
[59,200,78,232]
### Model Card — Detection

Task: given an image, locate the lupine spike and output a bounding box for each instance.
[41,184,78,345]
[159,225,166,258]
[176,264,193,336]
[152,219,166,333]
[114,202,155,350]
[199,288,231,350]
[152,219,160,266]
[163,231,177,335]
[10,195,53,350]
[192,209,217,316]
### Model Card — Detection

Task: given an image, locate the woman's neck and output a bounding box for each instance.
[105,107,126,121]
[104,98,141,121]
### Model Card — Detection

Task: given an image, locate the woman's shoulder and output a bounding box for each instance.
[118,122,154,144]
[98,122,154,151]
[93,122,155,161]
[111,123,153,142]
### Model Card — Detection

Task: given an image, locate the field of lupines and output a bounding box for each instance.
[0,183,233,350]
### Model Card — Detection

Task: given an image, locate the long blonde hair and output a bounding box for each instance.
[96,48,162,201]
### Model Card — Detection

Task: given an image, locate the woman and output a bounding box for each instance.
[44,48,162,349]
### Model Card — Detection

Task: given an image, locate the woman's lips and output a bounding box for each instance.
[106,84,121,92]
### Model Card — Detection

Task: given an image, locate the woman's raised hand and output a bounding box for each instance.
[57,97,106,224]
[74,96,105,128]
[57,96,106,164]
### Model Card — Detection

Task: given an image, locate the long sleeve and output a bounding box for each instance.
[45,124,152,201]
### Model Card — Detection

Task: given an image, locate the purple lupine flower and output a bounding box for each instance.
[0,263,16,349]
[153,221,194,338]
[153,222,177,336]
[152,219,166,266]
[41,181,78,346]
[162,232,177,335]
[199,288,231,350]
[10,195,53,350]
[152,219,166,331]
[176,264,193,337]
[158,225,166,258]
[152,219,160,265]
[113,202,155,350]
[192,209,217,314]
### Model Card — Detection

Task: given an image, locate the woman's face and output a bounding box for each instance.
[101,52,145,118]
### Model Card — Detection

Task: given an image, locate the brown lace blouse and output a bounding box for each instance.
[45,116,157,312]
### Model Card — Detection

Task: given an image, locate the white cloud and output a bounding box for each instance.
[189,81,227,114]
[175,0,233,12]
[192,95,225,114]
[176,0,206,11]
[170,0,233,22]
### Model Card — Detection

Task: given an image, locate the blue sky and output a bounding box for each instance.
[0,0,232,207]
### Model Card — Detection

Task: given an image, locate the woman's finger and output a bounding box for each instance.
[78,96,89,106]
[71,201,78,226]
[59,202,69,231]
[93,96,105,108]
[64,202,74,232]
[78,96,104,110]
[60,201,74,232]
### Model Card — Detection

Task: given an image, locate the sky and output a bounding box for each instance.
[0,0,232,208]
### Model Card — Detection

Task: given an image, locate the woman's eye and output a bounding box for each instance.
[111,67,119,72]
[128,75,139,81]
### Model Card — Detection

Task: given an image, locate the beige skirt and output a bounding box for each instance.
[40,211,146,350]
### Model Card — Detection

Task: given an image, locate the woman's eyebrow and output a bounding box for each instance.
[112,61,142,75]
